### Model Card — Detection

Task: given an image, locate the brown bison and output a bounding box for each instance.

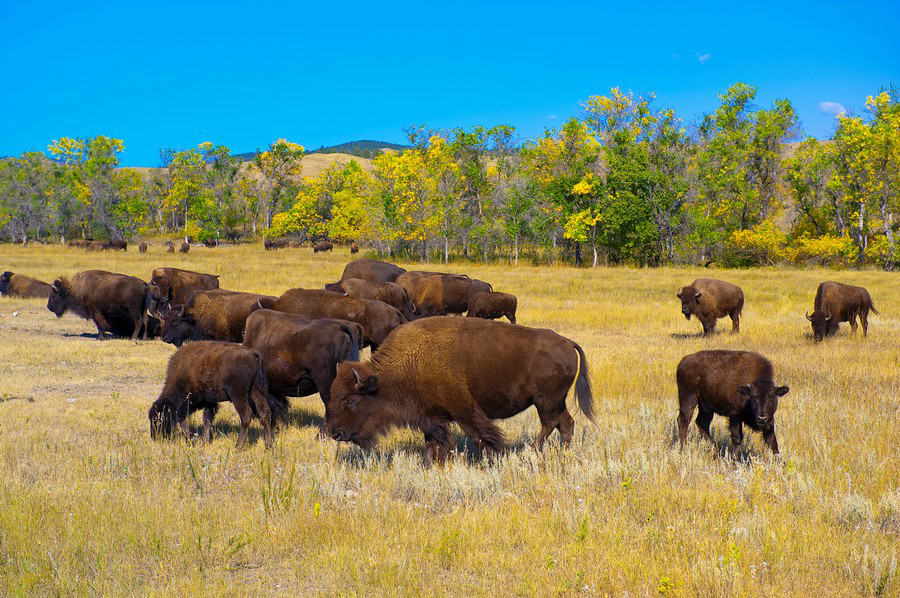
[394,270,449,299]
[408,274,492,317]
[677,278,744,336]
[806,281,879,341]
[272,288,405,349]
[146,267,220,331]
[0,272,52,299]
[179,242,190,254]
[313,241,334,253]
[106,239,127,251]
[160,289,276,346]
[326,317,594,462]
[243,309,362,420]
[67,239,93,249]
[138,242,148,254]
[676,350,788,457]
[335,258,406,284]
[324,278,414,320]
[264,238,289,251]
[350,242,359,254]
[47,270,149,340]
[166,243,175,253]
[203,238,217,248]
[148,341,274,448]
[467,291,517,324]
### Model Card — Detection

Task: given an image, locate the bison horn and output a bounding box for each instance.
[51,283,59,291]
[352,368,364,386]
[694,292,701,299]
[805,311,812,321]
[825,311,832,321]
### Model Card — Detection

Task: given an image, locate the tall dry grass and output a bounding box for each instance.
[0,243,897,597]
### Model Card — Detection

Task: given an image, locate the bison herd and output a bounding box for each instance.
[0,257,882,462]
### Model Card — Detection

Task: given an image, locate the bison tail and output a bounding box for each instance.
[573,343,596,424]
[870,303,880,316]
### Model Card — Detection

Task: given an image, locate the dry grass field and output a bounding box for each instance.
[0,244,898,597]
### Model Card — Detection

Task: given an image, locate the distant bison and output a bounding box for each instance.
[335,258,406,284]
[48,270,149,340]
[0,272,52,299]
[324,278,414,320]
[160,289,276,346]
[806,281,879,341]
[67,239,94,249]
[350,242,359,254]
[272,288,405,349]
[677,278,744,336]
[166,243,175,253]
[243,309,362,421]
[408,274,492,317]
[264,238,289,251]
[326,317,594,462]
[138,242,148,254]
[467,291,517,324]
[106,239,127,252]
[148,341,274,448]
[179,242,190,254]
[203,238,217,248]
[313,241,334,253]
[676,350,788,456]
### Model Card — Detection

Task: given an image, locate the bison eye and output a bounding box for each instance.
[346,398,357,410]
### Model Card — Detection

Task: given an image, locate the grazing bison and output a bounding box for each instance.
[314,241,334,253]
[179,242,190,254]
[160,289,276,346]
[467,291,517,324]
[106,239,127,251]
[67,239,94,249]
[148,341,273,448]
[350,242,359,254]
[676,350,788,457]
[677,278,744,336]
[272,288,404,349]
[243,309,362,420]
[138,242,148,254]
[394,270,448,299]
[408,274,492,317]
[146,267,220,331]
[0,272,52,299]
[335,258,406,284]
[326,317,594,462]
[806,281,879,341]
[264,238,289,251]
[47,270,149,340]
[324,278,414,320]
[167,243,175,253]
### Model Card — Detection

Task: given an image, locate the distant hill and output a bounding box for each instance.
[233,140,408,162]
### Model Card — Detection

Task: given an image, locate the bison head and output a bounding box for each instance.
[0,271,12,296]
[323,281,346,294]
[326,363,386,449]
[677,286,701,319]
[806,310,833,342]
[47,278,70,317]
[738,381,788,430]
[148,399,175,439]
[147,277,172,317]
[159,305,197,347]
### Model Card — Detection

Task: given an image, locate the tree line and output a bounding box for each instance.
[1,83,897,269]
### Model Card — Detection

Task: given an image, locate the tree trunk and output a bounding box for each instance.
[856,203,866,267]
[514,232,519,266]
[879,195,895,269]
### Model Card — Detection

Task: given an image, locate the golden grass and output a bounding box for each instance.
[0,244,898,597]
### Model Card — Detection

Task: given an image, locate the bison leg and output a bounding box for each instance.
[730,310,740,333]
[230,390,254,449]
[849,312,859,334]
[728,417,744,459]
[677,391,698,448]
[860,309,869,336]
[762,427,779,455]
[700,316,716,336]
[694,405,715,446]
[556,409,575,447]
[249,385,273,449]
[175,397,192,440]
[201,406,217,443]
[90,309,112,340]
[533,398,571,449]
[454,404,504,459]
[423,424,453,466]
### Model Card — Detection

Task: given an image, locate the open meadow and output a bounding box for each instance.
[0,244,898,597]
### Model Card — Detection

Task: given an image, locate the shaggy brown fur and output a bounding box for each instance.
[179,242,190,254]
[806,281,879,341]
[676,350,789,456]
[408,274,492,317]
[335,258,406,284]
[160,289,277,346]
[47,270,149,340]
[324,278,414,320]
[677,278,744,336]
[148,341,273,448]
[264,239,289,250]
[0,272,52,299]
[313,241,334,253]
[326,317,594,463]
[466,291,517,324]
[350,242,359,254]
[272,288,405,349]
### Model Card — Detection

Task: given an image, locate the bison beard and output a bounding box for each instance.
[325,317,594,463]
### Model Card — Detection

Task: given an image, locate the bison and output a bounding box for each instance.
[47,270,149,340]
[139,242,148,254]
[467,291,517,324]
[407,273,492,317]
[313,241,334,253]
[350,242,359,254]
[324,278,414,320]
[677,278,744,336]
[264,238,289,251]
[106,239,127,251]
[159,289,277,346]
[0,272,52,299]
[148,341,274,448]
[272,288,405,349]
[243,309,363,421]
[326,317,595,463]
[166,243,175,253]
[146,267,220,331]
[179,242,190,254]
[806,281,879,341]
[334,258,406,284]
[394,270,449,299]
[676,350,788,457]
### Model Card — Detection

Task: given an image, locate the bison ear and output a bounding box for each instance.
[351,368,379,394]
[737,384,753,396]
[775,385,789,397]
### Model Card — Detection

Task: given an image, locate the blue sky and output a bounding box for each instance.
[1,0,898,166]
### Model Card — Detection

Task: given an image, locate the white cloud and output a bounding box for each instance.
[697,53,712,65]
[819,101,846,117]
[547,114,558,120]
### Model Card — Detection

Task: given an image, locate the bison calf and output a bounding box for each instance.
[807,281,878,341]
[148,341,273,448]
[677,278,744,336]
[676,350,788,457]
[467,291,517,324]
